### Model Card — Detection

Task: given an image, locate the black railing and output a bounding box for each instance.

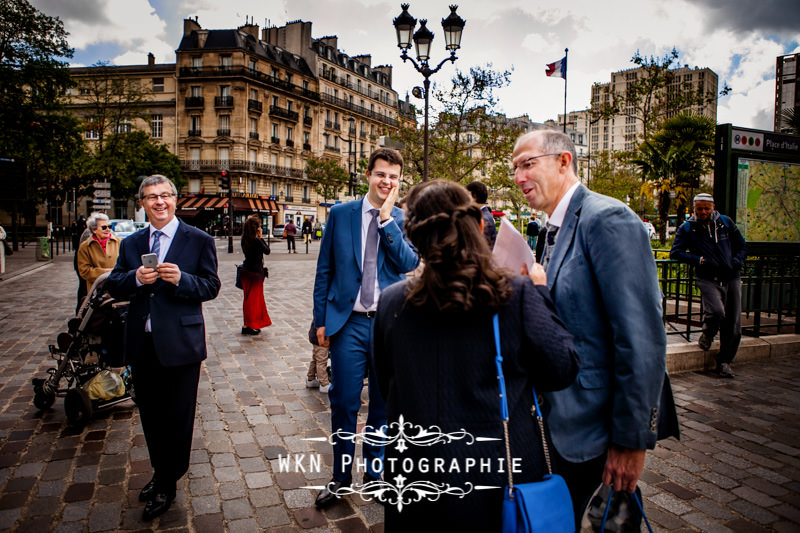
[249,132,259,139]
[656,249,799,339]
[285,196,294,202]
[178,66,321,101]
[302,197,311,204]
[185,96,204,108]
[303,143,312,151]
[304,116,312,126]
[286,139,294,147]
[188,129,202,137]
[216,129,231,137]
[180,159,304,178]
[324,145,340,153]
[248,99,262,112]
[214,96,234,107]
[269,105,299,122]
[271,136,279,144]
[320,92,399,127]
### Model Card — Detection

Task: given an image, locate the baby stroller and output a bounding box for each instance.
[32,272,134,425]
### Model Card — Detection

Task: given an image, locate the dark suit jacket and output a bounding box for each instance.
[313,199,418,338]
[106,220,220,367]
[373,276,577,530]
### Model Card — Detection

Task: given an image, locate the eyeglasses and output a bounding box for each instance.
[513,153,562,173]
[99,225,111,230]
[371,171,400,181]
[142,193,175,202]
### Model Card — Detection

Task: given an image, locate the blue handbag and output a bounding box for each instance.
[494,314,575,533]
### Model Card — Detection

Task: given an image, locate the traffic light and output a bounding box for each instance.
[219,170,230,190]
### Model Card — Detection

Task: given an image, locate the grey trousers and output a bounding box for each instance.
[697,277,742,365]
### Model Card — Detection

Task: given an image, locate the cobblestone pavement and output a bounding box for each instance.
[0,240,798,532]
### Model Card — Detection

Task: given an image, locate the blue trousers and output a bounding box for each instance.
[328,313,386,482]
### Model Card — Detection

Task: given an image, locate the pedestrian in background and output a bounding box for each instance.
[466,180,497,249]
[240,214,272,335]
[513,130,667,524]
[526,216,541,251]
[284,219,297,253]
[670,193,747,378]
[373,180,577,530]
[76,212,121,293]
[305,319,330,393]
[302,217,313,244]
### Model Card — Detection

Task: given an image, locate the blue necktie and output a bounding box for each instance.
[151,230,163,258]
[360,210,379,308]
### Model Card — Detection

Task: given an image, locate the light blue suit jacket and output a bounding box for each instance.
[543,185,666,463]
[313,199,419,338]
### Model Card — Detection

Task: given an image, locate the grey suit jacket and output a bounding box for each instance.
[543,185,666,462]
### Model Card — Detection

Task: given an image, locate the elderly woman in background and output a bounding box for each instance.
[240,214,272,335]
[373,180,577,531]
[76,213,121,293]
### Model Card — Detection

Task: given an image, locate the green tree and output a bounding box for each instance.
[631,112,715,242]
[392,65,523,186]
[92,131,183,199]
[305,156,349,215]
[589,150,644,207]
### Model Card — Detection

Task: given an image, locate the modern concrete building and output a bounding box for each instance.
[775,53,799,134]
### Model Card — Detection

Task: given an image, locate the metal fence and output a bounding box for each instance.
[656,248,800,339]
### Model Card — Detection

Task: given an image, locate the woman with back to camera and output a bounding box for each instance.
[372,180,578,531]
[240,214,272,335]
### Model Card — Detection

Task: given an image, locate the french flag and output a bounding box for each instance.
[545,56,567,79]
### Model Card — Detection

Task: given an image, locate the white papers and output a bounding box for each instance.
[492,218,536,273]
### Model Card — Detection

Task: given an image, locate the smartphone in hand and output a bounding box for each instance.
[141,253,158,269]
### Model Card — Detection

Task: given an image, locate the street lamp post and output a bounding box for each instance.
[393,4,465,182]
[337,117,356,196]
[586,115,602,188]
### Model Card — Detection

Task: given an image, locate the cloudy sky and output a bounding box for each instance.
[31,0,800,131]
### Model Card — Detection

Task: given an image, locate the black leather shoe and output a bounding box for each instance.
[315,478,350,509]
[241,327,260,335]
[142,490,175,521]
[138,478,156,502]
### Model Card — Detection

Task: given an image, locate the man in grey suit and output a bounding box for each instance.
[513,130,666,522]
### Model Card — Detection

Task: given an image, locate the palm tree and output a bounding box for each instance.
[779,107,800,135]
[631,112,715,242]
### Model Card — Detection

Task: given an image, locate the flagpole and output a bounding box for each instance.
[563,48,568,133]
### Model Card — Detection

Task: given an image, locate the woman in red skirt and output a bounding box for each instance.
[240,214,272,335]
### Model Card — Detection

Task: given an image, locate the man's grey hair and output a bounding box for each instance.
[86,212,109,231]
[138,174,178,199]
[516,130,578,175]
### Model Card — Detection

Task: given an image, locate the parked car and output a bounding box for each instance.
[109,219,136,239]
[272,224,285,238]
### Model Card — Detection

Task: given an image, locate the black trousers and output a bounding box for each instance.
[133,334,201,489]
[554,448,607,529]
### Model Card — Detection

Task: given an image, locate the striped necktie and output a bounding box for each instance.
[360,209,380,308]
[150,230,163,258]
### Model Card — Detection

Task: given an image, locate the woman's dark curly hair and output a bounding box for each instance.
[404,180,511,312]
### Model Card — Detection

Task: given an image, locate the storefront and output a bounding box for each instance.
[176,194,279,235]
[282,204,318,227]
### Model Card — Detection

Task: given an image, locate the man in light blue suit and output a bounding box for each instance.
[312,148,419,508]
[514,130,666,523]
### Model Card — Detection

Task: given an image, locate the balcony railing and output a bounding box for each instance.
[216,129,231,137]
[214,96,234,107]
[304,116,313,126]
[324,145,340,153]
[180,159,305,178]
[325,120,334,129]
[269,105,299,122]
[185,96,204,108]
[302,197,311,204]
[178,66,321,101]
[318,68,396,106]
[285,196,294,202]
[286,139,294,147]
[248,99,262,112]
[187,129,202,137]
[271,136,279,144]
[303,143,312,151]
[249,132,259,139]
[320,93,399,127]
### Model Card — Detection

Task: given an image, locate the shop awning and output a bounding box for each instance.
[176,195,230,217]
[230,197,278,213]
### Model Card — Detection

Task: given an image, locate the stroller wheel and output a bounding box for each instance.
[65,388,93,426]
[32,379,56,410]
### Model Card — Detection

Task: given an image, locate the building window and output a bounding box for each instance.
[85,129,99,140]
[271,182,277,196]
[151,114,163,138]
[303,185,309,201]
[220,85,230,97]
[286,156,293,168]
[219,55,232,71]
[250,88,258,100]
[249,59,257,73]
[152,77,164,92]
[219,114,230,130]
[272,123,279,140]
[285,184,292,197]
[190,115,201,132]
[303,131,310,144]
[286,73,292,85]
[287,127,293,141]
[192,56,202,69]
[249,179,256,194]
[271,67,279,81]
[272,95,279,107]
[189,178,201,193]
[250,117,258,134]
[303,80,309,90]
[191,85,202,97]
[115,119,131,133]
[219,147,230,167]
[79,87,91,96]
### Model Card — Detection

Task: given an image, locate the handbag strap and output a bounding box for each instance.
[599,487,654,533]
[492,314,555,496]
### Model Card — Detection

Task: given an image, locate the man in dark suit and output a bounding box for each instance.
[312,148,419,508]
[513,130,667,523]
[466,181,497,249]
[106,174,220,521]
